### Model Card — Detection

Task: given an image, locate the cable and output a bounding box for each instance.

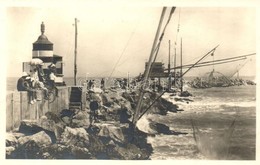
[109,30,136,78]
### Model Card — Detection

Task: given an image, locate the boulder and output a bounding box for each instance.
[45,111,63,123]
[100,93,113,107]
[118,108,132,123]
[60,109,78,124]
[6,146,15,157]
[18,131,52,147]
[38,144,75,159]
[19,120,43,135]
[71,111,91,128]
[20,117,61,143]
[180,90,192,97]
[148,121,172,134]
[70,146,92,159]
[38,116,56,132]
[98,124,125,143]
[122,92,135,103]
[6,133,18,148]
[159,97,178,113]
[136,117,158,134]
[18,136,31,146]
[60,127,90,147]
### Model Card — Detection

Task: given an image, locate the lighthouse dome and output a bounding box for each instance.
[34,34,52,44]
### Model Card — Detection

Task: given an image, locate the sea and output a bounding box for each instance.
[6,76,256,160]
[145,85,256,160]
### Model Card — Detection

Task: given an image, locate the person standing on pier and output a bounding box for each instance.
[88,80,93,90]
[36,63,45,82]
[101,78,105,90]
[47,63,59,97]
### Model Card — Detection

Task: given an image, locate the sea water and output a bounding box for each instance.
[147,85,256,160]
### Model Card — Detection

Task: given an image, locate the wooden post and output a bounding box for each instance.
[74,18,78,86]
[168,40,171,91]
[174,47,177,87]
[6,93,13,131]
[180,38,183,93]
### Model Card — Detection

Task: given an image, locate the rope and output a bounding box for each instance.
[174,8,181,47]
[109,29,136,78]
[181,45,219,77]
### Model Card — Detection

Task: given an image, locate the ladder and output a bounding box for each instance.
[69,87,82,110]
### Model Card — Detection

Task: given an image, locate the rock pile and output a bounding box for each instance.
[6,87,187,159]
[188,77,256,88]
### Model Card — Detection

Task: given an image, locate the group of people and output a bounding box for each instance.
[17,63,58,104]
[86,78,105,90]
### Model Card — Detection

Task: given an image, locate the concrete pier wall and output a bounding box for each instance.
[6,87,69,131]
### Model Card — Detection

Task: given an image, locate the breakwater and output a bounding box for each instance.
[6,86,185,159]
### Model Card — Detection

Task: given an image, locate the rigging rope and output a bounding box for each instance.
[109,29,136,78]
[181,45,219,77]
[174,8,181,47]
[229,58,250,78]
[109,18,142,78]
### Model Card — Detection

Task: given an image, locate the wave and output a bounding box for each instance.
[189,100,256,108]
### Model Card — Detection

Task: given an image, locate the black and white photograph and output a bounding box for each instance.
[2,0,259,162]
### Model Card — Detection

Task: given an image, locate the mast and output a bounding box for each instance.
[74,18,78,86]
[132,7,167,126]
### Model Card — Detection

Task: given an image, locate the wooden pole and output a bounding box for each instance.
[74,18,78,86]
[168,40,171,75]
[127,72,130,90]
[168,40,171,91]
[174,47,176,87]
[180,38,183,93]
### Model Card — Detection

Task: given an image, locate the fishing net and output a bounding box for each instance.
[202,69,231,87]
[189,69,232,88]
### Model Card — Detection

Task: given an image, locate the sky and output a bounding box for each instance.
[4,4,257,78]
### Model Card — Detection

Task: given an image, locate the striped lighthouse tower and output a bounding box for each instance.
[32,22,53,59]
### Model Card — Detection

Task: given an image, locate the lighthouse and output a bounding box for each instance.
[23,22,64,85]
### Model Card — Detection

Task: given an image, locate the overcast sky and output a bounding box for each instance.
[5,5,256,78]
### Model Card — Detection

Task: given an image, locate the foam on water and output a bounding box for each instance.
[148,86,256,160]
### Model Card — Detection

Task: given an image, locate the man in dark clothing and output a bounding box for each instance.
[17,72,36,104]
[47,63,59,97]
[101,78,105,89]
[17,72,29,91]
[88,80,93,90]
